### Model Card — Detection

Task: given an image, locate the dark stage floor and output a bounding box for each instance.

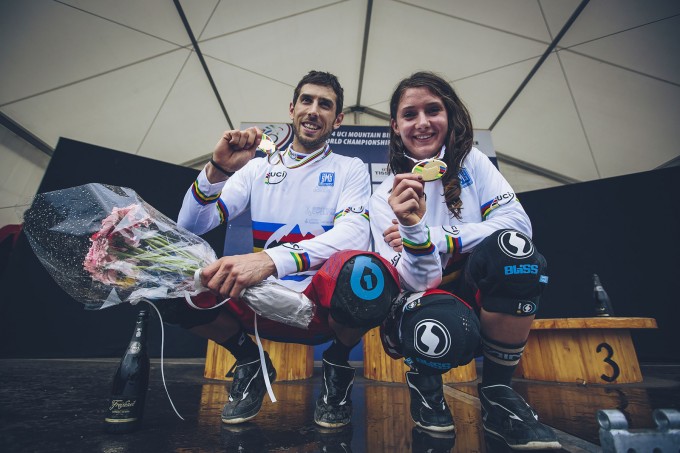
[1,358,679,452]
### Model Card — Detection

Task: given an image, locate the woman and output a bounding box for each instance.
[369,72,560,450]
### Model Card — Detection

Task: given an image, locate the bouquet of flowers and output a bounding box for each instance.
[23,183,217,310]
[23,183,315,329]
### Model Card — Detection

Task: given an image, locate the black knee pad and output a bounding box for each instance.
[316,250,401,329]
[155,297,221,329]
[465,229,548,316]
[399,292,480,375]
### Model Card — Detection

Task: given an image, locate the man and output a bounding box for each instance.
[163,71,399,428]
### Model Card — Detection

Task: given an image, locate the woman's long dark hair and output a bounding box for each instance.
[388,72,473,219]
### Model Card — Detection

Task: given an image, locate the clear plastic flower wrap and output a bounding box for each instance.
[238,280,314,329]
[22,183,315,329]
[23,183,218,309]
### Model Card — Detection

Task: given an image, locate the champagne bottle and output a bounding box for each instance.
[593,274,614,317]
[104,309,150,433]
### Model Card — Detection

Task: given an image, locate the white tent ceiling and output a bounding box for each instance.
[1,0,679,185]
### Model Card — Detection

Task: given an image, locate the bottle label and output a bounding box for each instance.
[105,398,139,422]
[128,341,141,354]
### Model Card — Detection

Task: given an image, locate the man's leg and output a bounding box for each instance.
[157,297,276,424]
[314,318,365,428]
[310,251,401,429]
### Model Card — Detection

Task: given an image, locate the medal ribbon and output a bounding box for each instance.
[283,143,332,169]
[259,133,332,169]
[403,145,446,165]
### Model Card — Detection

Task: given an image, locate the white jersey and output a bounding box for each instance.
[179,147,371,291]
[369,147,532,292]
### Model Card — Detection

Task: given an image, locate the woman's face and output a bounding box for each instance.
[391,87,449,160]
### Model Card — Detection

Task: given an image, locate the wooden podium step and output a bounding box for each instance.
[515,317,658,384]
[204,339,314,381]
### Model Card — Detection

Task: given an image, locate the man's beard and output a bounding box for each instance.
[292,122,334,151]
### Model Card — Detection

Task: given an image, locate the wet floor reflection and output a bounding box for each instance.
[200,381,322,451]
[1,359,679,452]
[514,381,654,444]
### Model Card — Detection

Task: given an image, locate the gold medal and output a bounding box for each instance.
[257,133,277,155]
[412,158,447,181]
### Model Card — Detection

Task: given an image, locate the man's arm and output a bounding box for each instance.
[180,128,267,298]
[178,128,262,234]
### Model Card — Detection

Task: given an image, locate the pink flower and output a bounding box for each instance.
[83,203,210,292]
[83,237,110,276]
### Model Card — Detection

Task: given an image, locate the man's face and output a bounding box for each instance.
[290,84,344,153]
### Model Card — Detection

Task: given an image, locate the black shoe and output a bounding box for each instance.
[406,371,455,433]
[478,384,561,450]
[412,426,456,453]
[314,359,355,428]
[221,353,276,424]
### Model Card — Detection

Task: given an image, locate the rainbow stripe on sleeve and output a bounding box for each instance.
[291,251,311,272]
[334,207,370,222]
[361,209,370,221]
[191,180,221,205]
[216,199,228,224]
[402,229,435,256]
[480,195,519,220]
[480,199,497,220]
[445,234,462,254]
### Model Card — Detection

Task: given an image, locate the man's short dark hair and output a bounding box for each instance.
[292,71,344,116]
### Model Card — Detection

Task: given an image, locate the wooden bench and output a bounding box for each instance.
[204,339,313,381]
[362,326,477,384]
[515,317,657,384]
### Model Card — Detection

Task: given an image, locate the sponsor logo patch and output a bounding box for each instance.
[319,172,335,186]
[459,168,472,188]
[497,230,534,258]
[414,319,451,358]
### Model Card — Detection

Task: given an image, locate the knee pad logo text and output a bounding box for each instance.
[504,264,539,275]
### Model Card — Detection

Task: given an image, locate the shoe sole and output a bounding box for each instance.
[314,419,351,429]
[221,413,259,425]
[483,426,562,450]
[414,420,456,433]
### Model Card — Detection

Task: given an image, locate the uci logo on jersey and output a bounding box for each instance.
[319,172,335,186]
[504,264,539,275]
[265,171,287,184]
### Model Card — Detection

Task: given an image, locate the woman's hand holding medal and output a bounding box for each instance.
[388,173,426,227]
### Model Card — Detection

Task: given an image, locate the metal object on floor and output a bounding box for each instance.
[597,408,680,453]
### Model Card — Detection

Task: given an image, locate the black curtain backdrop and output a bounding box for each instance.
[518,165,680,362]
[1,138,678,362]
